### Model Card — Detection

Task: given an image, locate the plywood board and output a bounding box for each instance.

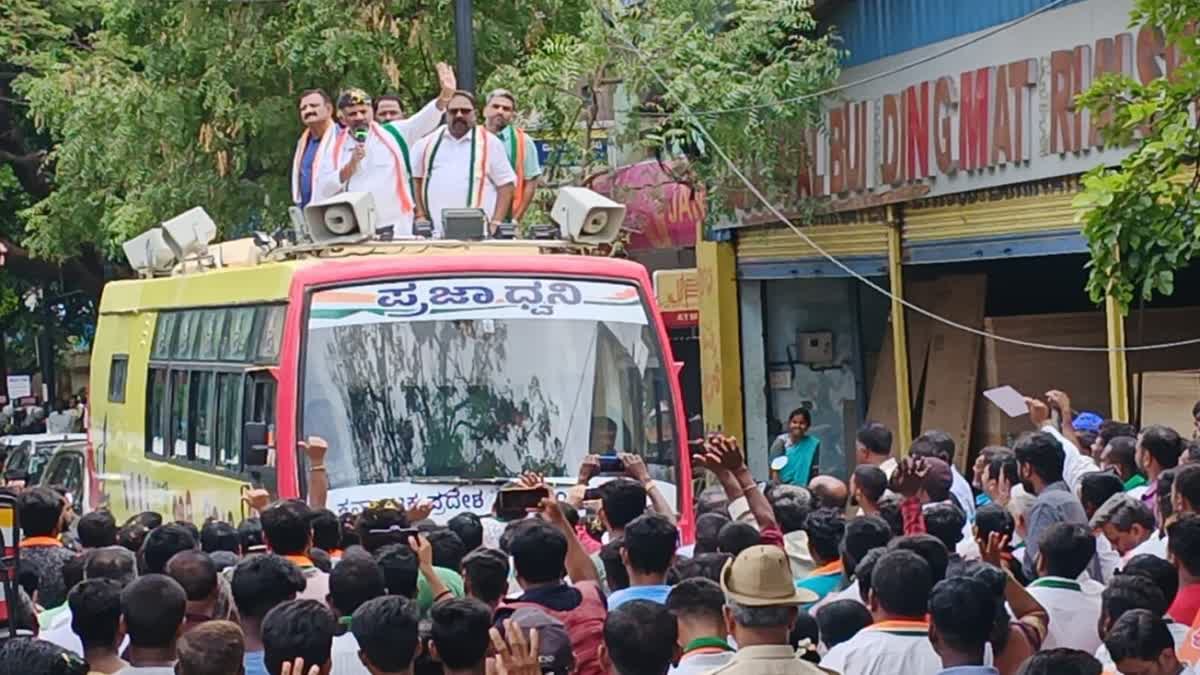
[867,328,900,435]
[974,311,1110,445]
[920,274,987,471]
[865,280,943,446]
[1141,371,1200,434]
[971,307,1200,445]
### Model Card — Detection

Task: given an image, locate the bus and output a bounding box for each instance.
[87,232,695,538]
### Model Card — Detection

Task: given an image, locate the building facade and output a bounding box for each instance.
[699,0,1200,479]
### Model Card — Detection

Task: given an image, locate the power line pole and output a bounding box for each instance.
[454,0,476,93]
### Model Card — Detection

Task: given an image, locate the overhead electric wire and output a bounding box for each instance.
[600,2,1200,354]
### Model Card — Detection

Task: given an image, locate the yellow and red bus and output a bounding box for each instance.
[86,239,694,537]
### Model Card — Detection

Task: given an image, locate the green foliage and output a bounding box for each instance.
[484,0,841,217]
[9,0,587,261]
[1073,0,1200,313]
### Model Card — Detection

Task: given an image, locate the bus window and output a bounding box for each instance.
[256,305,285,363]
[215,372,243,471]
[191,371,215,463]
[173,311,200,360]
[170,370,191,458]
[147,367,169,456]
[196,309,227,361]
[223,308,255,362]
[152,312,177,360]
[108,355,129,403]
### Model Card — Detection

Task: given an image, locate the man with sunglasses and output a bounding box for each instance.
[412,90,517,237]
[483,89,542,224]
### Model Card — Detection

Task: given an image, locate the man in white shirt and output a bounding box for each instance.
[928,576,1000,675]
[1102,610,1188,675]
[821,549,942,675]
[314,63,457,237]
[1094,574,1186,671]
[1090,493,1157,567]
[1028,397,1099,492]
[1027,522,1104,653]
[343,593,422,672]
[855,421,896,478]
[328,555,387,675]
[413,91,516,237]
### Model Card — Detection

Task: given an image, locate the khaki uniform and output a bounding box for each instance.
[704,645,837,675]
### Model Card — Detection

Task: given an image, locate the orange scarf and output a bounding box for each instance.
[19,536,62,548]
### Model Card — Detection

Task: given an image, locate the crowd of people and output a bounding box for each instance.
[4,390,1200,675]
[292,63,542,239]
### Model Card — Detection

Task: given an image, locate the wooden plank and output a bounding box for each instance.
[920,274,987,471]
[866,279,942,446]
[973,318,1007,449]
[972,311,1110,444]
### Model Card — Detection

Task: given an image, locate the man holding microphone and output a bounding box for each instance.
[314,62,457,238]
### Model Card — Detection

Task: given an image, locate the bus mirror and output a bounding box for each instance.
[243,422,269,467]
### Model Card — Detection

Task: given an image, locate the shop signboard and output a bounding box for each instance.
[720,0,1174,225]
[654,268,700,328]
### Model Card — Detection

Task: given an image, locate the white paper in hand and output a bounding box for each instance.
[984,385,1029,418]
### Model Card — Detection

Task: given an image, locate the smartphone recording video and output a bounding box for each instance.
[495,486,550,519]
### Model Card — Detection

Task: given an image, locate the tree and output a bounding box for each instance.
[484,0,841,223]
[1073,0,1200,313]
[8,0,588,262]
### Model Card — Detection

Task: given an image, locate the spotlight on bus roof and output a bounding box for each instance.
[122,228,176,276]
[303,191,377,245]
[550,187,626,245]
[161,207,218,259]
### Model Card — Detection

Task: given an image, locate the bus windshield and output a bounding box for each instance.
[301,276,679,509]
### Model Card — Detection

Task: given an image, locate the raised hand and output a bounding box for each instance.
[890,456,927,498]
[1026,396,1051,428]
[621,453,650,482]
[300,436,328,465]
[280,657,321,675]
[577,454,601,484]
[241,488,270,513]
[487,619,541,675]
[436,62,457,100]
[978,531,1013,569]
[405,499,434,524]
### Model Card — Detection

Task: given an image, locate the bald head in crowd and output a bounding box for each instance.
[809,476,849,510]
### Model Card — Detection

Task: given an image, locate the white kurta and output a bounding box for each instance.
[820,621,942,675]
[314,98,444,236]
[331,631,371,675]
[413,126,516,235]
[1026,576,1104,653]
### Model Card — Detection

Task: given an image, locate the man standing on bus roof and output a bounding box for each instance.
[412,90,516,237]
[313,62,457,237]
[291,88,337,210]
[483,89,542,223]
[374,94,404,123]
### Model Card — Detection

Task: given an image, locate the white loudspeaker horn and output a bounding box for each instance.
[303,192,377,245]
[161,207,218,259]
[550,187,626,244]
[122,228,176,275]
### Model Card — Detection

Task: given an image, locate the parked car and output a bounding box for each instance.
[1,433,86,488]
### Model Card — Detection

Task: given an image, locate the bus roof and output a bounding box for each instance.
[99,240,648,315]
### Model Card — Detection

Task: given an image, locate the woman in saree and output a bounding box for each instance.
[770,407,821,486]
